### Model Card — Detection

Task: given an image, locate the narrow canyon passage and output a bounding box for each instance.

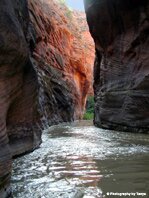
[12,121,149,197]
[0,0,149,197]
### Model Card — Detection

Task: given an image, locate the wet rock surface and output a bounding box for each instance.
[84,0,149,132]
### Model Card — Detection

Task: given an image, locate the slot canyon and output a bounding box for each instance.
[0,0,149,197]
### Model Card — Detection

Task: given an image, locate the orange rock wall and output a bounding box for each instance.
[29,0,93,119]
[73,10,95,95]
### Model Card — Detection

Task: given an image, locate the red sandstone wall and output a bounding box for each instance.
[29,0,94,119]
[73,10,95,95]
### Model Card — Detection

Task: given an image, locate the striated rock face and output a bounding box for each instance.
[0,0,41,197]
[29,0,92,121]
[84,0,149,132]
[73,10,95,95]
[0,0,93,197]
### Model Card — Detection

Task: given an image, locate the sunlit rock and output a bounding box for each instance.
[29,0,94,121]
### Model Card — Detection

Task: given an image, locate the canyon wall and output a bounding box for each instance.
[0,0,41,197]
[29,0,92,121]
[0,0,93,197]
[73,10,95,95]
[84,0,149,132]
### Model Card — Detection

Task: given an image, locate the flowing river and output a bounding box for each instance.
[11,121,149,198]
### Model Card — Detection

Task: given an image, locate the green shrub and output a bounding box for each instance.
[58,0,72,20]
[83,96,94,120]
[59,0,66,5]
[66,8,72,20]
[83,112,94,120]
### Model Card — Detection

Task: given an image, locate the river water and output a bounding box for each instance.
[11,120,149,198]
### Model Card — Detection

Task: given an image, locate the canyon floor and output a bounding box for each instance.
[12,121,149,198]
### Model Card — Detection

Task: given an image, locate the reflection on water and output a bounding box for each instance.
[11,121,149,198]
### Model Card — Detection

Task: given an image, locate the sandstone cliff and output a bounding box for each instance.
[0,0,93,197]
[84,0,149,132]
[73,10,95,95]
[29,0,92,121]
[0,1,41,197]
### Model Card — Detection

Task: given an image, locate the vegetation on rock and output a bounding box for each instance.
[83,96,94,120]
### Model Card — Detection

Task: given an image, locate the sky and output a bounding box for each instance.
[65,0,84,11]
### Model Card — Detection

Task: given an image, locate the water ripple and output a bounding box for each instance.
[12,121,149,198]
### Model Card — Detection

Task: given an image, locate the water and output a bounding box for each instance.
[11,120,149,198]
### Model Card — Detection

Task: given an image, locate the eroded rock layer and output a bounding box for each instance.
[29,0,92,121]
[73,10,95,95]
[84,0,149,132]
[0,0,41,197]
[0,0,93,197]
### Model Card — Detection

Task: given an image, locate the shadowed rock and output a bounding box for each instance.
[84,0,149,132]
[0,0,41,197]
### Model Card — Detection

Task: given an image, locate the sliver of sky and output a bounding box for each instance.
[65,0,84,11]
